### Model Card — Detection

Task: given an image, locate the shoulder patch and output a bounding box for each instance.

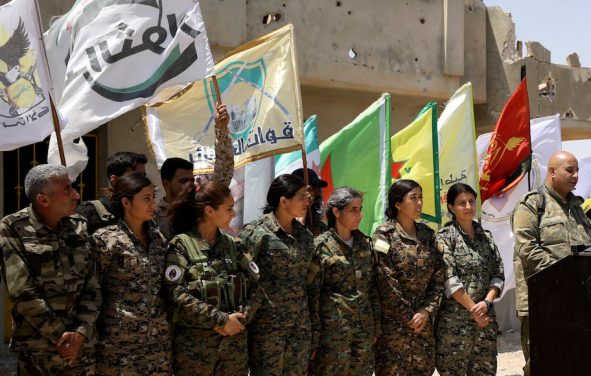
[373,238,390,254]
[248,261,260,274]
[165,264,182,282]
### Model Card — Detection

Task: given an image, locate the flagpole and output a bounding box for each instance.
[49,97,67,166]
[300,144,315,233]
[32,0,66,167]
[212,75,223,105]
[521,64,532,191]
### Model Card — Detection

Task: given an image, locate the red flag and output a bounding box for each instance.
[479,78,531,202]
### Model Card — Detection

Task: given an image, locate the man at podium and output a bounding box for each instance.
[512,151,591,376]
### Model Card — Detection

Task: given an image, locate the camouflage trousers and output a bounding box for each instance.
[375,320,436,376]
[435,310,497,376]
[172,326,248,376]
[248,318,312,376]
[17,349,95,376]
[309,320,375,376]
[519,315,530,376]
[96,340,171,376]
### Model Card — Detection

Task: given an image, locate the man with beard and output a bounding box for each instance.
[0,164,101,375]
[512,151,591,376]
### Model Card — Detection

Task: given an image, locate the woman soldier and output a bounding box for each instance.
[372,179,444,376]
[435,183,504,375]
[163,180,261,376]
[307,187,381,375]
[239,174,317,376]
[92,173,172,375]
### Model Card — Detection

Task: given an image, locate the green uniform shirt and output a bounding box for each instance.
[0,206,101,352]
[372,220,444,330]
[307,229,381,352]
[512,184,591,315]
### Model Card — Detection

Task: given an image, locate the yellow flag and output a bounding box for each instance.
[391,102,441,223]
[144,24,304,172]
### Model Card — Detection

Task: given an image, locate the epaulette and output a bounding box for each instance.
[374,220,396,235]
[70,213,88,222]
[416,221,435,236]
[1,208,30,226]
[522,189,543,202]
[313,231,332,247]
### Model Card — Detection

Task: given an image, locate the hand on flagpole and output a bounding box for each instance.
[215,103,229,131]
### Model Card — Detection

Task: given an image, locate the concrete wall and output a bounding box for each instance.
[200,0,489,138]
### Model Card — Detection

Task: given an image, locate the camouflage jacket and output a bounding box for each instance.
[512,185,591,315]
[240,213,317,326]
[307,229,381,352]
[0,206,101,352]
[212,124,235,187]
[372,220,444,330]
[309,210,329,236]
[153,198,172,240]
[436,221,504,314]
[193,125,235,187]
[92,220,170,345]
[164,229,261,329]
[76,196,116,235]
[154,126,234,240]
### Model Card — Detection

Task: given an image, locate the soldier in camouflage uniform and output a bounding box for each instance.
[154,104,234,239]
[512,151,591,376]
[239,174,317,376]
[77,151,147,234]
[307,188,380,375]
[292,168,329,235]
[435,183,504,376]
[164,180,261,376]
[92,173,172,375]
[0,164,101,375]
[372,180,443,376]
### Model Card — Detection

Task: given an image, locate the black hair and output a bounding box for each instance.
[160,157,193,181]
[110,172,153,218]
[170,180,232,235]
[263,174,306,214]
[106,152,148,178]
[446,182,478,220]
[385,179,421,219]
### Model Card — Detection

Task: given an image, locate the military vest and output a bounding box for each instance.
[90,199,115,222]
[176,232,249,315]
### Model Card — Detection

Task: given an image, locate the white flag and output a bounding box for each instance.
[0,0,55,151]
[44,0,214,145]
[477,114,561,296]
[562,140,591,199]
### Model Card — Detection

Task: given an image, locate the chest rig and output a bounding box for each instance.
[177,233,249,314]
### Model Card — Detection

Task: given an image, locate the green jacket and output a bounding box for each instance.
[512,185,591,315]
[307,229,381,352]
[0,206,101,351]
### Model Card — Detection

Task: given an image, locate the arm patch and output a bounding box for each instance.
[373,238,390,254]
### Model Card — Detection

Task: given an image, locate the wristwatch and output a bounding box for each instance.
[484,299,493,312]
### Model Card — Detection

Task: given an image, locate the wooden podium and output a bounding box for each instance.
[528,251,591,375]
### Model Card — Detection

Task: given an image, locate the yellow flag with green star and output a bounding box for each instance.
[391,102,441,223]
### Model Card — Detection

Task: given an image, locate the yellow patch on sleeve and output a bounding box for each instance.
[373,238,390,254]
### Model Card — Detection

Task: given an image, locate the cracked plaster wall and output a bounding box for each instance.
[485,6,591,139]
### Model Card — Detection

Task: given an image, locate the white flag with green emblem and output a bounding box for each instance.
[44,0,214,145]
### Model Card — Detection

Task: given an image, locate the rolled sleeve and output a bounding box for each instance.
[444,276,464,298]
[489,277,504,294]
